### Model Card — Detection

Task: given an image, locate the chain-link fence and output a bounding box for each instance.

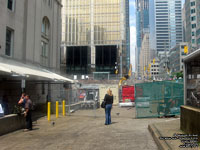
[49,84,100,117]
[135,80,184,118]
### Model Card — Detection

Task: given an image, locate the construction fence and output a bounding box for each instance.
[135,80,184,118]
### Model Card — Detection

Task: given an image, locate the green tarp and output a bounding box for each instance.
[135,80,184,118]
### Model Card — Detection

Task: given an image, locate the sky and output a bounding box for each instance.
[129,0,136,72]
[129,0,185,72]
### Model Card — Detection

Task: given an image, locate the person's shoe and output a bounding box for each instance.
[23,129,29,132]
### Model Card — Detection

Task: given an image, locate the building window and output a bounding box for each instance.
[192,32,195,36]
[41,41,48,57]
[197,38,200,44]
[192,39,195,44]
[191,16,196,21]
[42,18,50,36]
[7,0,14,11]
[192,24,196,28]
[5,28,14,56]
[48,0,51,7]
[41,17,50,67]
[191,9,195,14]
[191,1,195,6]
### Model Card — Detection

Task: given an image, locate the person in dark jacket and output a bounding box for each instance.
[104,89,113,125]
[24,95,33,131]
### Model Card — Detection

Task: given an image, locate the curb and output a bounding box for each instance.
[148,124,172,150]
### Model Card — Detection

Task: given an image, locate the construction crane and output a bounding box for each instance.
[119,64,132,86]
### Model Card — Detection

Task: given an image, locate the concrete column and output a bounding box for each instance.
[90,0,95,72]
[184,62,187,105]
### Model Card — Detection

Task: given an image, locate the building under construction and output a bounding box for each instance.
[61,0,130,75]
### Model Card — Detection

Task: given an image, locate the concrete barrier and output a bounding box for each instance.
[0,114,25,136]
[181,105,200,142]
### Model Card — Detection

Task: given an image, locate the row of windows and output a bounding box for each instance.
[156,34,169,36]
[151,65,159,68]
[151,69,159,71]
[156,22,169,24]
[156,19,168,21]
[5,18,50,64]
[156,13,168,15]
[156,7,168,9]
[156,10,168,12]
[175,7,181,9]
[156,16,168,18]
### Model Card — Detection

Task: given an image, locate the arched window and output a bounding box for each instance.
[41,17,50,67]
[42,17,50,36]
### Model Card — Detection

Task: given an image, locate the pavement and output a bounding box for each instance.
[0,106,183,150]
[148,118,200,150]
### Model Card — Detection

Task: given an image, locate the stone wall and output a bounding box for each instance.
[0,114,25,136]
[180,105,200,142]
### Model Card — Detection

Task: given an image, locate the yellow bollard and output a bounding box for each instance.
[47,102,51,121]
[56,101,59,118]
[63,100,65,116]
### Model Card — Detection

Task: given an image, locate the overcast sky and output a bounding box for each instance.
[129,0,185,72]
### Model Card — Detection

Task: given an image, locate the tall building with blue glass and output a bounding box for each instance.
[125,0,130,71]
[155,0,182,54]
[135,0,149,77]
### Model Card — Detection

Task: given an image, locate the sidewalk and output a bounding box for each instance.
[148,118,200,150]
[0,106,168,150]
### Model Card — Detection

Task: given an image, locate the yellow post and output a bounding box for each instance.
[56,101,59,118]
[47,102,51,121]
[63,100,65,116]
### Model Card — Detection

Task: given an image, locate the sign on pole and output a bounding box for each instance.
[21,79,25,89]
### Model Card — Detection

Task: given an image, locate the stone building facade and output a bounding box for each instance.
[0,0,70,113]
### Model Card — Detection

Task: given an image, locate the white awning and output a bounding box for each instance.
[0,58,73,83]
[183,48,200,63]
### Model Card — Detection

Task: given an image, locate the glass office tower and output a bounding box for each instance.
[61,0,130,74]
[155,0,182,54]
[135,0,149,78]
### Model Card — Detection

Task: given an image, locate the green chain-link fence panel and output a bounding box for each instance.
[135,80,183,118]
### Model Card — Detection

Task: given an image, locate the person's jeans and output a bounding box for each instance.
[105,104,112,125]
[26,111,32,130]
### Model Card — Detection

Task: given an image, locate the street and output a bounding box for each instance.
[0,106,171,150]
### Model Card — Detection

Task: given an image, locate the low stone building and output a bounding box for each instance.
[0,0,73,114]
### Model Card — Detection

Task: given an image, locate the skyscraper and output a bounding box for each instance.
[61,0,130,75]
[155,0,182,54]
[185,0,200,51]
[135,0,149,78]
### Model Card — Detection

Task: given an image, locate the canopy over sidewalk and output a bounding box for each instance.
[0,57,73,83]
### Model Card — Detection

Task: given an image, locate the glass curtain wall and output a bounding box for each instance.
[62,0,122,46]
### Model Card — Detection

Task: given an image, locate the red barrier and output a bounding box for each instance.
[122,86,135,102]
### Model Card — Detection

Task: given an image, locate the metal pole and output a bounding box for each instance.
[47,102,51,121]
[93,89,96,118]
[120,55,122,78]
[56,101,59,118]
[63,100,65,116]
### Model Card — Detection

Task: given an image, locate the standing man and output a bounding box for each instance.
[18,93,26,108]
[24,95,33,131]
